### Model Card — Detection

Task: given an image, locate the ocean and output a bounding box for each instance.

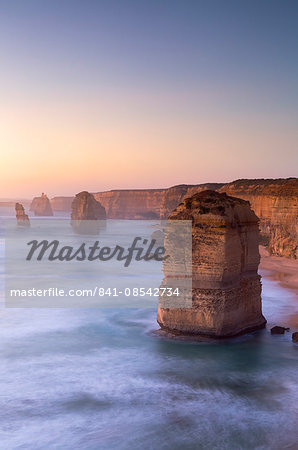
[0,206,297,449]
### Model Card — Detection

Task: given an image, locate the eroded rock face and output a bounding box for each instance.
[219,178,298,259]
[30,193,53,216]
[47,178,297,258]
[15,203,30,226]
[93,184,223,219]
[157,190,267,338]
[71,191,106,234]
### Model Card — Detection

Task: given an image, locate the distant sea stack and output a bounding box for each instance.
[15,203,30,226]
[157,191,267,338]
[30,193,53,216]
[71,191,106,234]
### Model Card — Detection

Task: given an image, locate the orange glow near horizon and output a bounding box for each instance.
[1,88,297,199]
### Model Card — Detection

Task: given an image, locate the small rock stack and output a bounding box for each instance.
[157,190,267,338]
[30,193,53,216]
[15,203,30,227]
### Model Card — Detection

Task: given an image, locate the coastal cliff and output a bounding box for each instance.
[93,183,223,219]
[51,197,74,212]
[93,189,164,219]
[159,183,223,219]
[94,178,298,258]
[219,179,298,259]
[157,191,266,338]
[48,178,297,258]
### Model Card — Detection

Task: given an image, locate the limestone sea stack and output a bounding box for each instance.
[30,193,53,216]
[71,191,106,234]
[15,203,30,226]
[157,190,267,338]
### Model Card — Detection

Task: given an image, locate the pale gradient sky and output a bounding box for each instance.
[0,0,297,198]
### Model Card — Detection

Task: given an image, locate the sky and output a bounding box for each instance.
[0,0,297,198]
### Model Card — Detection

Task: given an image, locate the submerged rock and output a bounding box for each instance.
[30,193,53,216]
[292,332,298,343]
[71,191,106,235]
[15,203,30,226]
[157,190,267,338]
[270,326,290,335]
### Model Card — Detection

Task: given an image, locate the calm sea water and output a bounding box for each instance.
[0,207,297,449]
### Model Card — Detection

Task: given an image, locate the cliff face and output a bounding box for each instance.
[157,191,266,338]
[30,193,53,216]
[93,189,164,219]
[15,203,30,226]
[219,179,298,259]
[93,184,223,219]
[51,197,74,212]
[94,178,297,258]
[159,183,223,219]
[47,178,297,258]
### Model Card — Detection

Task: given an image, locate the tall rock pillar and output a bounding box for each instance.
[157,190,266,338]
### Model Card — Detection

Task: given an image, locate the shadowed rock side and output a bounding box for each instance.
[71,191,106,235]
[30,193,53,216]
[157,190,267,338]
[15,203,30,226]
[219,178,298,259]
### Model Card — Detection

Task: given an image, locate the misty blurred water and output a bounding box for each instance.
[0,206,297,449]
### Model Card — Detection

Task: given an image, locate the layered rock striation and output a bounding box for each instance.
[157,190,267,338]
[71,191,106,234]
[219,178,298,259]
[93,183,223,219]
[30,193,53,216]
[47,178,297,258]
[15,203,30,226]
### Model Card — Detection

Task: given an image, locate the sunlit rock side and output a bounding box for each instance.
[93,189,164,219]
[219,178,298,259]
[93,184,223,219]
[15,203,30,226]
[30,193,53,216]
[159,184,223,219]
[157,190,267,338]
[71,191,106,235]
